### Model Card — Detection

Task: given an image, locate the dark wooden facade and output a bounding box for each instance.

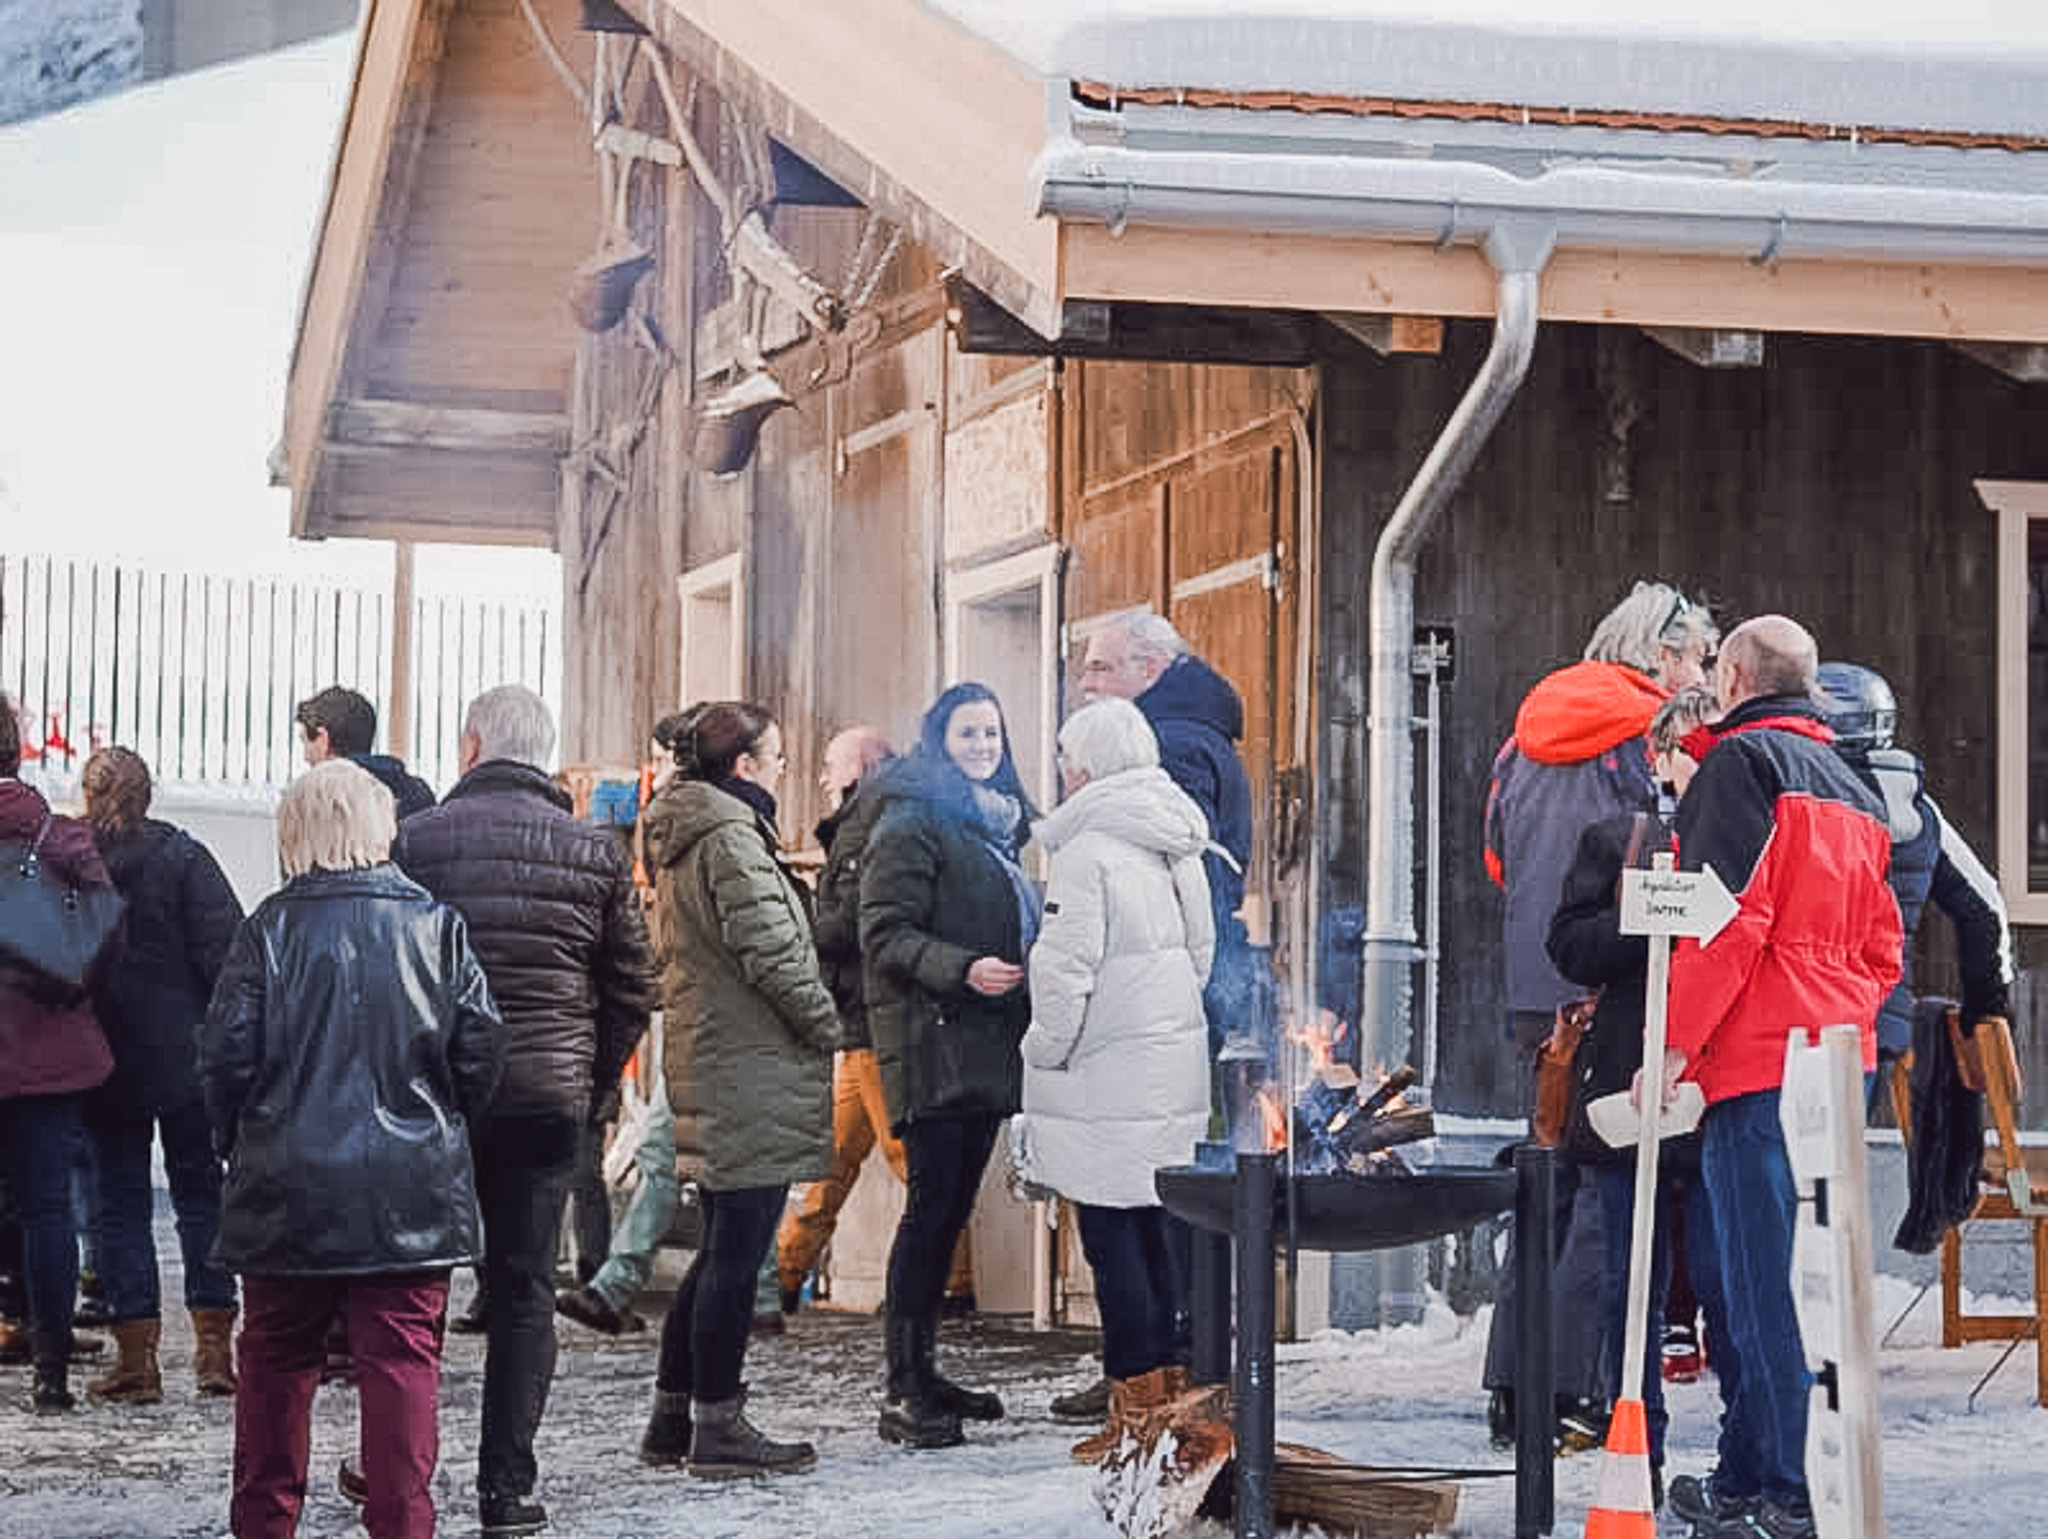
[1316,320,2048,1113]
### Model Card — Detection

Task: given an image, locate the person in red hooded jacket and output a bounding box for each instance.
[1479,581,1718,1448]
[0,695,118,1413]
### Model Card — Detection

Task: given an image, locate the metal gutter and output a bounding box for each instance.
[1358,217,1551,1082]
[1032,126,2048,268]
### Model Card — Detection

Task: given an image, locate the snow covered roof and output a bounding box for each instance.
[931,0,2048,142]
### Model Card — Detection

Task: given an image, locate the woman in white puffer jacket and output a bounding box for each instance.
[1020,697,1213,1462]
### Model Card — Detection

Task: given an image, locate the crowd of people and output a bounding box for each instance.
[0,612,1252,1539]
[0,584,2001,1539]
[1485,586,2012,1539]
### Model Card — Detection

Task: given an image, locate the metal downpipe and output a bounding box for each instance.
[1360,219,1553,1083]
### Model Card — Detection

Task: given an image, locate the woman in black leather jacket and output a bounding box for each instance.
[200,759,503,1539]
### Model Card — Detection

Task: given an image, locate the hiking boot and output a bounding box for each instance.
[1668,1472,1753,1528]
[688,1394,816,1478]
[31,1332,75,1413]
[1050,1374,1112,1424]
[1554,1396,1609,1454]
[940,1290,977,1318]
[337,1457,368,1505]
[1662,1322,1705,1384]
[1486,1387,1515,1450]
[191,1308,237,1396]
[554,1285,636,1336]
[88,1318,163,1404]
[639,1389,692,1468]
[1695,1498,1816,1539]
[1071,1367,1173,1464]
[478,1492,548,1535]
[931,1372,1003,1421]
[752,1310,787,1337]
[878,1313,963,1450]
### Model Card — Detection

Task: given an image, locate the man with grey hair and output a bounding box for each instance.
[394,684,656,1537]
[1079,612,1253,1046]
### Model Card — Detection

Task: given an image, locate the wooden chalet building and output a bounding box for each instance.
[281,0,2048,1317]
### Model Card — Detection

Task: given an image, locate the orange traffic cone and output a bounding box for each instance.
[1583,1397,1656,1538]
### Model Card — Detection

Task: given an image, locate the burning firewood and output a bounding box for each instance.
[1289,1063,1433,1174]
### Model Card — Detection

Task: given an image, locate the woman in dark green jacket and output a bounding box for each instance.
[636,702,841,1479]
[860,682,1038,1450]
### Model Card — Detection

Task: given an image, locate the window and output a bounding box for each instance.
[676,554,745,705]
[944,543,1061,813]
[1975,481,2048,922]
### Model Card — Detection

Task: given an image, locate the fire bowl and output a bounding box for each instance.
[1154,1164,1516,1253]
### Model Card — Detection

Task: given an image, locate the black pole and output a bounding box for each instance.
[1513,1144,1557,1539]
[1191,1228,1233,1386]
[1233,1151,1277,1539]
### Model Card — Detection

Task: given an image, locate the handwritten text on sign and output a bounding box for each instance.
[1619,865,1738,942]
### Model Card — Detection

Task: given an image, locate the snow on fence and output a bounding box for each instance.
[1,552,559,798]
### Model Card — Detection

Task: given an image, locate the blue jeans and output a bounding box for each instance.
[473,1111,580,1500]
[656,1184,785,1403]
[1700,1090,1808,1513]
[586,1086,677,1313]
[0,1092,85,1342]
[1074,1203,1189,1381]
[87,1095,237,1320]
[1592,1143,1726,1470]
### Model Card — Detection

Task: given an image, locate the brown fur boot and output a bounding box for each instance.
[1070,1367,1173,1464]
[88,1318,163,1404]
[191,1308,237,1396]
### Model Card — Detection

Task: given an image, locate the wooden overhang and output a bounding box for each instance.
[281,0,593,545]
[649,0,2048,348]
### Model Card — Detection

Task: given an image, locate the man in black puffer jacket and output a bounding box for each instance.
[395,684,656,1538]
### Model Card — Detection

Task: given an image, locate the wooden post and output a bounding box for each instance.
[388,539,415,761]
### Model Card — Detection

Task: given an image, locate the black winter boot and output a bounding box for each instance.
[688,1391,816,1478]
[31,1332,75,1413]
[919,1314,1002,1421]
[639,1389,692,1467]
[877,1312,963,1449]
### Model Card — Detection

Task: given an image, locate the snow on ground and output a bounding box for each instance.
[8,1194,2048,1539]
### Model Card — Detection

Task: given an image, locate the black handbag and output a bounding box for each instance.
[0,815,126,990]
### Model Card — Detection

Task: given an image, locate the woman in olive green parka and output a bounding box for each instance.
[636,702,840,1479]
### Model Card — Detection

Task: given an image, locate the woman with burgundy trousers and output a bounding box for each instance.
[200,759,503,1539]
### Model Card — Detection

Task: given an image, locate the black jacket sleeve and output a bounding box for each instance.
[1546,819,1650,991]
[1924,804,2013,1027]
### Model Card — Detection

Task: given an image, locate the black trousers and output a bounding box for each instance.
[473,1110,580,1500]
[886,1113,1000,1326]
[656,1184,786,1404]
[1074,1203,1189,1381]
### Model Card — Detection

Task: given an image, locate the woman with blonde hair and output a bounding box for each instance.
[1017,697,1213,1461]
[201,759,503,1539]
[79,745,244,1403]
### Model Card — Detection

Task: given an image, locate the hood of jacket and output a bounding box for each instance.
[1138,654,1244,742]
[1036,765,1211,859]
[643,778,775,871]
[1512,660,1669,765]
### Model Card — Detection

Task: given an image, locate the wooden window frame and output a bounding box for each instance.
[1975,480,2048,924]
[676,553,746,704]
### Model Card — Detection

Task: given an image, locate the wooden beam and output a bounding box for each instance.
[1952,340,2048,383]
[328,398,571,454]
[1642,326,1766,368]
[309,442,561,546]
[1324,312,1445,356]
[654,0,1061,333]
[948,282,1319,366]
[1060,223,2048,344]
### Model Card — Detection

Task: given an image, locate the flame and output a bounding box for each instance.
[1283,1009,1348,1076]
[1256,1085,1289,1151]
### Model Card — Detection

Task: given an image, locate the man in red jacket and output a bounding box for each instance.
[1657,616,1901,1539]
